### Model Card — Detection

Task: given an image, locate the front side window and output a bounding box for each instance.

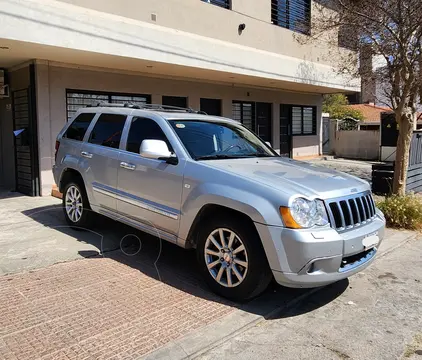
[169,120,278,160]
[88,114,126,149]
[271,0,311,35]
[64,113,95,141]
[126,117,172,154]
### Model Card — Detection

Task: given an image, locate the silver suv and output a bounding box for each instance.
[53,104,385,301]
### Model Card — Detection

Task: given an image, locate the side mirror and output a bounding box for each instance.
[140,140,178,164]
[265,141,272,148]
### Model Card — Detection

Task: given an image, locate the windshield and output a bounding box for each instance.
[169,120,278,160]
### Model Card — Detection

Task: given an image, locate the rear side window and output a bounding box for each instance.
[64,113,95,141]
[88,114,127,149]
[126,117,172,153]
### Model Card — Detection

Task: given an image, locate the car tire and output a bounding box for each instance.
[196,215,272,302]
[62,180,92,230]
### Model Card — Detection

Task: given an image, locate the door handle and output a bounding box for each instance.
[81,151,93,159]
[120,162,135,171]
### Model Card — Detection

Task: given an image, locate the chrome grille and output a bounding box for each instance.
[326,192,377,231]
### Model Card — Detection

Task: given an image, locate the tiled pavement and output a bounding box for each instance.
[0,251,235,360]
[0,193,257,360]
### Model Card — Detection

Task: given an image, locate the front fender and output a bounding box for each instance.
[178,183,284,241]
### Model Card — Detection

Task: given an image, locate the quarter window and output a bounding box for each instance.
[126,117,172,154]
[64,113,95,141]
[88,114,127,148]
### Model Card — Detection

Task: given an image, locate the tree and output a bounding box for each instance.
[310,0,422,195]
[323,94,364,121]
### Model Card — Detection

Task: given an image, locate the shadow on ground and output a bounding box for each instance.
[21,203,348,319]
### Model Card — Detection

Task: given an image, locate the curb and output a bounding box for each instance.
[142,230,418,360]
[377,231,418,259]
[142,288,318,360]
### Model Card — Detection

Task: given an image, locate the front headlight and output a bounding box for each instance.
[280,198,329,229]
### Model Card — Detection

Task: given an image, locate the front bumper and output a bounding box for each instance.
[255,210,386,288]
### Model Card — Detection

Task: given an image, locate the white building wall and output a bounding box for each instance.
[35,62,323,195]
[334,130,380,160]
[0,0,359,93]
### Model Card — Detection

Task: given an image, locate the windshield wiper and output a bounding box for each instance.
[195,154,240,160]
[243,153,276,157]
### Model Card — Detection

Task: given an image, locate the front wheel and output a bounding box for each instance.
[196,216,272,301]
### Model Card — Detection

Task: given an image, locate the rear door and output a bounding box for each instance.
[81,113,127,211]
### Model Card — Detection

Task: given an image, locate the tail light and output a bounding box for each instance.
[55,140,60,162]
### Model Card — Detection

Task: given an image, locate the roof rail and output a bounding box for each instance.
[86,102,141,109]
[138,104,207,114]
[85,102,207,114]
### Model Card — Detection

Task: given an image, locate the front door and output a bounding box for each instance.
[279,104,292,157]
[256,102,272,143]
[82,113,127,211]
[116,116,184,239]
[232,101,273,143]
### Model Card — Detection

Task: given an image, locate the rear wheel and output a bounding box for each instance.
[197,216,272,301]
[62,180,92,229]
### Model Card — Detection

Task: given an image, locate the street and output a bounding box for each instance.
[197,237,422,360]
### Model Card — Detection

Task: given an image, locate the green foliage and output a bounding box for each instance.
[377,194,422,230]
[322,94,364,121]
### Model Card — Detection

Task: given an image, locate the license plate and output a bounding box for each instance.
[362,233,379,249]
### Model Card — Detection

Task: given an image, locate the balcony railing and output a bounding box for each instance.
[271,0,311,35]
[201,0,231,9]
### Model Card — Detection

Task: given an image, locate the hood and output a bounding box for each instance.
[205,157,370,199]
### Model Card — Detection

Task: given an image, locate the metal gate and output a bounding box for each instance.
[12,87,40,196]
[322,117,330,154]
[407,131,422,192]
[372,130,422,194]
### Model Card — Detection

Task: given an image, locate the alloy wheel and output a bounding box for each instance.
[65,185,83,223]
[204,228,248,288]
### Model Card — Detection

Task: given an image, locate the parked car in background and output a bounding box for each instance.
[53,104,386,301]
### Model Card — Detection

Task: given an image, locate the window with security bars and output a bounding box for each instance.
[201,0,230,9]
[66,90,152,121]
[271,0,311,35]
[232,101,255,131]
[290,105,317,135]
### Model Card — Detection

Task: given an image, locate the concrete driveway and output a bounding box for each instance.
[0,190,126,275]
